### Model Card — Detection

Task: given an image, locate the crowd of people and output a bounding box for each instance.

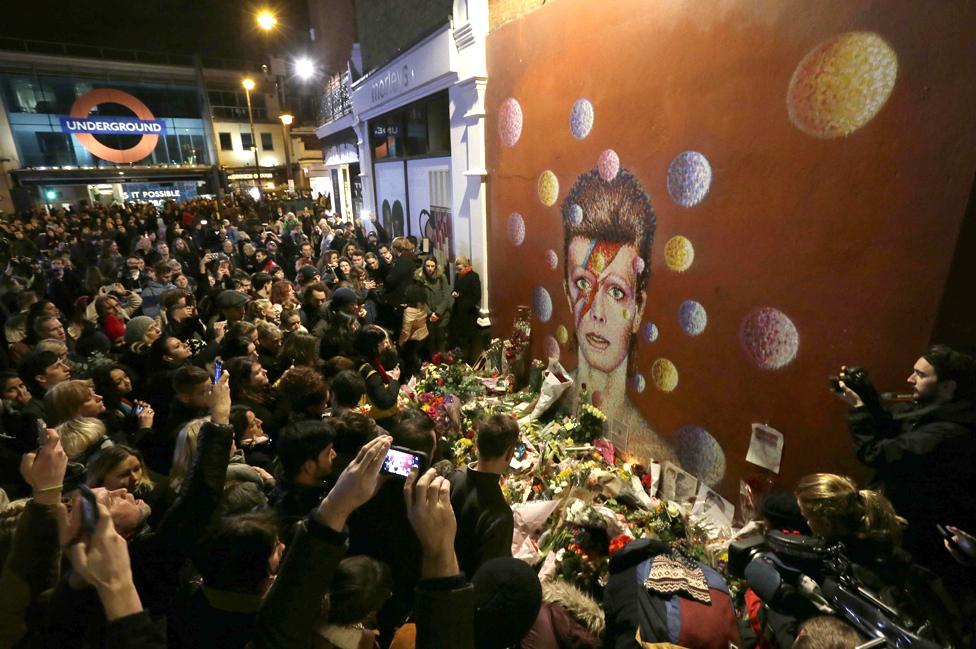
[0,194,973,649]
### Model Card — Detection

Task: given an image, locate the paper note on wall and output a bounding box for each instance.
[745,423,784,474]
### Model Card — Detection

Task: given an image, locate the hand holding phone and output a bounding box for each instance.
[78,484,101,536]
[213,359,223,384]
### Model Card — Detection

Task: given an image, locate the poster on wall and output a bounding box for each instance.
[375,161,407,238]
[486,0,976,493]
[407,158,453,268]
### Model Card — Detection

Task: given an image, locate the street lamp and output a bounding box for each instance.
[279,113,294,191]
[294,57,315,80]
[256,10,277,31]
[242,78,261,191]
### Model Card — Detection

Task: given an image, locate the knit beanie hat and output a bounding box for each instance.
[124,316,156,346]
[472,558,543,649]
[330,287,358,309]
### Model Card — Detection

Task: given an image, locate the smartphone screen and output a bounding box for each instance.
[381,447,424,477]
[78,484,100,535]
[213,359,223,384]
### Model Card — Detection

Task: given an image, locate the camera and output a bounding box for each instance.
[828,366,884,413]
[731,532,943,648]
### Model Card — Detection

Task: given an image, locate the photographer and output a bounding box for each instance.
[834,345,976,573]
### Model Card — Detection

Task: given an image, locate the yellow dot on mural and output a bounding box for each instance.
[538,170,559,206]
[787,31,897,138]
[651,358,678,392]
[591,251,606,272]
[664,236,695,272]
[556,325,568,345]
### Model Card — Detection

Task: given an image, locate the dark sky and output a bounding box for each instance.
[0,0,311,64]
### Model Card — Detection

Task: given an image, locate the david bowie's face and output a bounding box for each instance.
[566,237,644,374]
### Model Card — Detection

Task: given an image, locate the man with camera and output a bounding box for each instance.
[835,344,976,574]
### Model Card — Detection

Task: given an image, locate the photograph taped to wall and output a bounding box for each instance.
[745,423,784,474]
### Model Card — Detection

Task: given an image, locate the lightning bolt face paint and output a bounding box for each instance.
[566,236,646,375]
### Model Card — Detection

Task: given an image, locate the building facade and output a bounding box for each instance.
[315,0,491,323]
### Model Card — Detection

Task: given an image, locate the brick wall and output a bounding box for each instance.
[489,0,551,31]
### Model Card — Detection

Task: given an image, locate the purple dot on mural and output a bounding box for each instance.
[643,323,659,343]
[569,98,594,139]
[532,286,553,323]
[679,300,707,336]
[676,425,726,486]
[667,151,712,207]
[545,249,558,270]
[598,149,620,182]
[567,203,584,226]
[544,335,560,361]
[631,373,646,393]
[740,307,800,370]
[507,212,525,246]
[498,98,523,147]
[632,257,645,276]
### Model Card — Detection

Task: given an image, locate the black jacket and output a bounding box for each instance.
[848,398,976,563]
[451,270,481,331]
[448,465,514,577]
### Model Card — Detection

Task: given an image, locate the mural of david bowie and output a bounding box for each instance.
[561,168,676,464]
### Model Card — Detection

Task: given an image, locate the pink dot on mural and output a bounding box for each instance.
[591,390,603,408]
[498,97,523,147]
[544,335,560,361]
[632,257,645,275]
[507,212,525,246]
[740,307,800,370]
[597,149,620,182]
[545,249,558,270]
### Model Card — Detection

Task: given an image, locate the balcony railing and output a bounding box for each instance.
[318,71,352,125]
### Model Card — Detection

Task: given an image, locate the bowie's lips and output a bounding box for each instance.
[585,333,610,351]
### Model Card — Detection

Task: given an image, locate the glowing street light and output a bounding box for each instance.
[294,57,316,80]
[256,10,277,31]
[241,77,255,91]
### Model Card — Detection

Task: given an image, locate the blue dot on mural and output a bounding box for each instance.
[676,425,726,486]
[566,203,583,226]
[631,373,646,393]
[532,286,553,322]
[643,322,659,342]
[569,99,594,139]
[679,300,707,336]
[667,151,712,207]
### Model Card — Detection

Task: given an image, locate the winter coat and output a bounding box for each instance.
[521,580,604,649]
[848,398,976,564]
[448,465,514,577]
[414,267,453,320]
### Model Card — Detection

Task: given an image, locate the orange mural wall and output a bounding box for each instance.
[485,0,976,497]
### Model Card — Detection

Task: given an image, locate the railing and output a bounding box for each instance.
[0,36,258,71]
[318,71,352,125]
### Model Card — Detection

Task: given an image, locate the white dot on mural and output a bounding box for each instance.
[631,373,646,393]
[569,98,594,139]
[679,300,707,336]
[632,257,645,276]
[532,286,553,322]
[498,97,523,147]
[667,151,712,207]
[545,249,558,270]
[740,307,800,370]
[643,323,659,342]
[676,425,726,486]
[507,212,525,246]
[544,335,560,361]
[566,203,584,226]
[598,149,620,182]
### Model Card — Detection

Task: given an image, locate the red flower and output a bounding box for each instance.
[432,352,442,365]
[437,378,445,386]
[609,534,634,554]
[640,473,653,488]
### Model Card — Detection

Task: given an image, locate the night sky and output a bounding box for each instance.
[0,0,311,64]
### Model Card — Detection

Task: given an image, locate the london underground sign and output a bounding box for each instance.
[60,89,166,163]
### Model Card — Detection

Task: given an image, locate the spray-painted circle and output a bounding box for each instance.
[643,323,659,343]
[538,170,559,206]
[569,98,594,139]
[597,149,620,182]
[664,236,695,272]
[545,249,558,270]
[631,373,646,393]
[498,97,523,147]
[676,425,726,486]
[507,212,525,246]
[532,286,553,322]
[667,151,712,207]
[740,307,800,369]
[544,335,560,361]
[679,300,707,336]
[566,203,584,226]
[651,358,678,392]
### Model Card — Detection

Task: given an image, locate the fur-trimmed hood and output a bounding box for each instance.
[542,579,605,636]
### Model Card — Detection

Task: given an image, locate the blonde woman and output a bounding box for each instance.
[57,416,112,462]
[45,379,105,426]
[795,473,907,547]
[170,418,271,493]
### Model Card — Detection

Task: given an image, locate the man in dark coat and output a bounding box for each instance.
[449,256,482,363]
[839,344,976,575]
[449,414,516,577]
